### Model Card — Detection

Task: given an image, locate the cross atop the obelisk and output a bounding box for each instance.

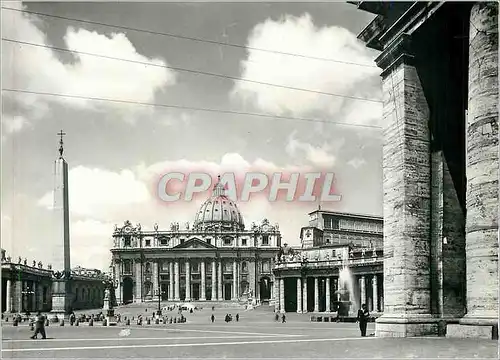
[57,130,66,158]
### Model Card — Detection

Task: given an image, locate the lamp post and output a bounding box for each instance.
[155,289,162,316]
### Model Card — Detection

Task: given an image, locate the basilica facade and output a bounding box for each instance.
[110,179,281,305]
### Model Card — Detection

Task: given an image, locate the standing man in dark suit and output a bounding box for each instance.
[356,304,369,336]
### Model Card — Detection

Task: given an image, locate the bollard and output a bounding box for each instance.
[126,319,130,326]
[89,318,93,326]
[174,317,177,323]
[102,319,107,326]
[13,319,18,326]
[155,318,159,325]
[147,318,151,325]
[60,319,65,326]
[75,319,79,326]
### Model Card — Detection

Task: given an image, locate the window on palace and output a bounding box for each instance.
[241,238,247,246]
[262,235,269,245]
[224,262,232,272]
[145,239,151,247]
[224,237,232,246]
[123,260,132,274]
[192,263,199,273]
[160,237,169,246]
[180,239,185,244]
[145,262,152,274]
[124,236,131,247]
[161,261,169,272]
[262,261,270,273]
[241,262,248,273]
[207,238,211,245]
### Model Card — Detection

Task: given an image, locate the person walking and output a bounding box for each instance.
[211,314,215,323]
[281,313,286,323]
[356,304,370,337]
[30,311,46,339]
[235,314,239,322]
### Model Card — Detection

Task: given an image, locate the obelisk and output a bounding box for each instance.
[50,130,73,317]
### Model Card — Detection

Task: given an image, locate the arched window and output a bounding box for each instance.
[123,260,132,274]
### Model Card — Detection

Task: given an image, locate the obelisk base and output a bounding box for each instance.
[50,279,73,320]
[446,314,499,340]
[375,314,441,337]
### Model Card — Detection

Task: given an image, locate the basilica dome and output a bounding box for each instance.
[193,176,245,231]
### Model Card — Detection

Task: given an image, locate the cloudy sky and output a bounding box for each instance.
[1,1,382,271]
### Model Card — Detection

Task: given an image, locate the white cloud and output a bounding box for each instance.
[2,3,176,127]
[38,166,150,217]
[347,157,367,169]
[2,115,29,133]
[231,13,382,126]
[285,130,344,168]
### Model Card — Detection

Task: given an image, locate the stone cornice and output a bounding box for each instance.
[376,33,415,77]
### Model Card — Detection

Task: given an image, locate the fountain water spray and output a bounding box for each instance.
[336,248,359,316]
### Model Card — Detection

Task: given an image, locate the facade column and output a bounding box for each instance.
[174,261,180,301]
[168,262,174,301]
[374,34,436,337]
[185,261,191,301]
[135,260,142,302]
[211,261,217,301]
[32,283,37,311]
[303,278,308,313]
[360,276,366,308]
[279,278,285,312]
[153,261,159,298]
[217,261,223,301]
[461,2,499,329]
[6,279,11,313]
[373,275,378,312]
[325,277,331,312]
[200,260,206,300]
[296,277,302,313]
[273,279,279,312]
[232,260,237,300]
[314,277,319,312]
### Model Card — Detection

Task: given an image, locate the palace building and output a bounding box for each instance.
[273,210,384,315]
[110,178,281,305]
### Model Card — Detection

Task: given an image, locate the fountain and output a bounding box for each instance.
[334,248,358,317]
[102,288,117,326]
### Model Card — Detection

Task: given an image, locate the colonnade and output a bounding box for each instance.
[2,279,48,313]
[276,274,383,314]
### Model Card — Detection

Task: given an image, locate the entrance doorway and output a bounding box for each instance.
[192,283,200,300]
[224,283,232,300]
[284,278,297,312]
[122,277,133,304]
[161,283,168,300]
[260,277,271,301]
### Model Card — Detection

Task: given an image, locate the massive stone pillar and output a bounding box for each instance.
[168,262,174,301]
[174,261,180,301]
[296,278,302,313]
[314,278,319,312]
[303,278,308,313]
[461,1,499,333]
[325,277,331,312]
[211,261,217,301]
[185,261,191,301]
[374,34,438,337]
[217,261,223,300]
[273,279,279,312]
[373,275,379,312]
[279,278,285,312]
[200,261,206,300]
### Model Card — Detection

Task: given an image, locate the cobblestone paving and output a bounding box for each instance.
[2,307,498,358]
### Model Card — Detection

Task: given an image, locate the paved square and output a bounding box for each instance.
[2,308,498,358]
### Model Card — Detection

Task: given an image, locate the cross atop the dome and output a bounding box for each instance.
[213,174,225,197]
[57,129,66,158]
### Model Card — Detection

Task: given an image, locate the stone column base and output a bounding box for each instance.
[447,315,499,340]
[375,314,441,337]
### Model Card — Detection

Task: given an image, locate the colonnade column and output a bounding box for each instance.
[174,261,180,301]
[303,278,308,313]
[200,261,206,300]
[211,261,217,300]
[135,260,142,302]
[325,277,331,312]
[217,261,223,300]
[461,2,499,329]
[296,278,302,313]
[232,260,237,300]
[373,275,378,312]
[32,283,37,311]
[314,277,319,312]
[185,261,191,301]
[279,278,285,312]
[6,279,12,312]
[168,262,174,301]
[374,33,435,337]
[360,276,366,308]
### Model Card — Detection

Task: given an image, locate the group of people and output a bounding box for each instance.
[274,313,286,323]
[223,313,239,323]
